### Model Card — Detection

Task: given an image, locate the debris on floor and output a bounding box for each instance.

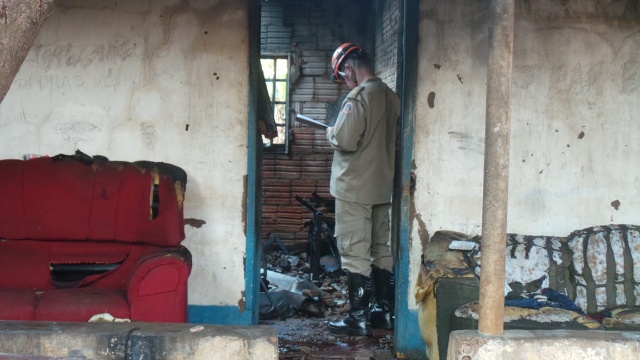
[260,244,395,359]
[260,270,325,319]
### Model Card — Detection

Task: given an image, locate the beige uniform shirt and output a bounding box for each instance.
[327,78,401,205]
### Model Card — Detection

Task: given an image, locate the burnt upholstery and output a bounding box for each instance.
[0,155,191,322]
[416,225,640,360]
[0,156,185,246]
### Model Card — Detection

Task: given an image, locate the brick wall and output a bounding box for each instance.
[260,0,400,246]
[375,0,402,92]
[261,0,344,245]
[262,127,334,244]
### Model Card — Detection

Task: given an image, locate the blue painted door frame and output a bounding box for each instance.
[393,0,423,358]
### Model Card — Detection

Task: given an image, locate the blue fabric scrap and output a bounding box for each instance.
[504,288,586,315]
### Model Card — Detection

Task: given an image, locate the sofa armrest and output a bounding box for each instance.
[415,231,479,360]
[127,246,192,322]
[416,261,479,360]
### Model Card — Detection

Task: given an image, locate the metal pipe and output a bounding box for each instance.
[478,0,515,336]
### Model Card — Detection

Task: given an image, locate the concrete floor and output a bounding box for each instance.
[261,244,398,359]
[263,317,395,359]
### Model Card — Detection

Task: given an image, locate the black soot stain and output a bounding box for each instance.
[184,218,207,228]
[611,199,620,210]
[427,92,436,108]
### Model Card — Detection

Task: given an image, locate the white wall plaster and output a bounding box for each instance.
[414,1,640,238]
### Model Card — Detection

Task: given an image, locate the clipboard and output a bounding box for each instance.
[295,114,328,130]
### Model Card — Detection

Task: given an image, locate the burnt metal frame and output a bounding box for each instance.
[295,192,340,282]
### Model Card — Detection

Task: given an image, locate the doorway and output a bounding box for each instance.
[248,0,422,357]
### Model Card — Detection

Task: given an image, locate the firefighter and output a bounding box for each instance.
[326,43,400,335]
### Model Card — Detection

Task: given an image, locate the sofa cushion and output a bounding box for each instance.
[567,224,640,314]
[468,234,572,296]
[0,240,167,291]
[35,289,130,322]
[0,290,39,320]
[0,240,53,289]
[0,156,186,246]
[454,301,603,330]
[601,307,640,330]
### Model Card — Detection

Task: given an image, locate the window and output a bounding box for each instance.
[261,55,290,152]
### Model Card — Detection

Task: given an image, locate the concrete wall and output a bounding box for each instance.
[411,0,640,306]
[449,329,640,360]
[0,322,278,360]
[0,0,252,321]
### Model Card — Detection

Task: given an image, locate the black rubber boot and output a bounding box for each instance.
[370,266,395,329]
[328,272,372,336]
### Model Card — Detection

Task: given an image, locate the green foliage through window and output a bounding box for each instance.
[261,56,289,151]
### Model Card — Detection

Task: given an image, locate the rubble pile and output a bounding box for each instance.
[261,245,395,358]
[261,245,349,320]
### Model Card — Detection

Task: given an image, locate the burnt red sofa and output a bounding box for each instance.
[0,153,192,322]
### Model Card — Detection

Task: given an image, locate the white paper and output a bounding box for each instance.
[448,240,477,251]
[295,114,328,129]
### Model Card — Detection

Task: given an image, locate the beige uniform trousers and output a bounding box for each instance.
[334,199,394,276]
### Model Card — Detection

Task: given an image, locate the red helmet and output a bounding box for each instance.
[331,42,363,82]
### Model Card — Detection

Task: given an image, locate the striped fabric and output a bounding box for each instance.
[469,234,571,296]
[567,224,640,315]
